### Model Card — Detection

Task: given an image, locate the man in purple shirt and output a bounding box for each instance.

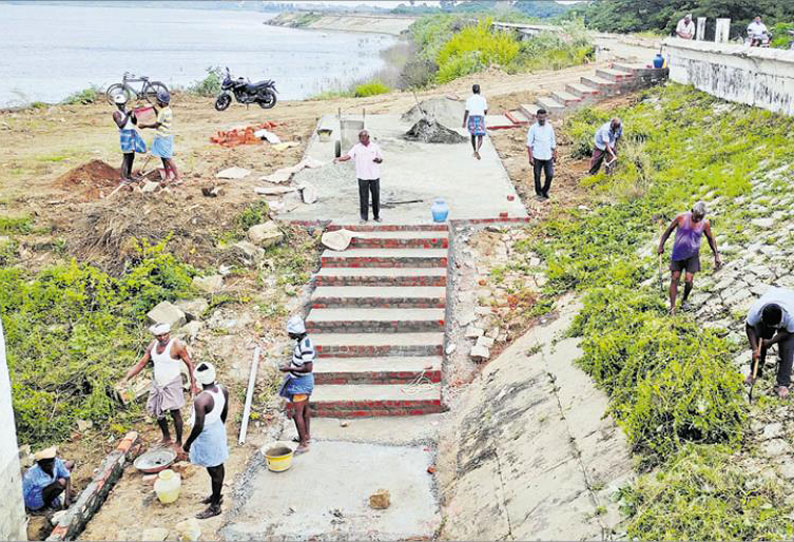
[657,202,721,314]
[334,130,384,224]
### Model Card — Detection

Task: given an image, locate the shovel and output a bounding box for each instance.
[605,155,617,175]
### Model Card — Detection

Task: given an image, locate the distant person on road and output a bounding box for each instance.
[676,14,696,39]
[139,90,181,183]
[120,323,199,454]
[747,16,770,46]
[526,108,557,200]
[22,447,73,512]
[745,287,794,399]
[279,315,315,455]
[463,83,488,160]
[112,93,145,182]
[657,202,721,315]
[589,117,622,175]
[334,129,384,223]
[183,362,229,519]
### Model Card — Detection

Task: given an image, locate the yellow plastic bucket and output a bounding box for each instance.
[263,445,294,472]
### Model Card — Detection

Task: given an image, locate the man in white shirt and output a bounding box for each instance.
[462,84,488,160]
[589,118,622,175]
[746,287,794,398]
[747,16,769,46]
[675,14,695,39]
[525,108,557,199]
[334,130,384,223]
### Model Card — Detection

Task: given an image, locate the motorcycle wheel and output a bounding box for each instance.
[144,81,169,104]
[215,94,232,112]
[257,89,277,109]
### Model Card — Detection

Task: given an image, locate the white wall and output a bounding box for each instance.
[0,319,27,540]
[663,38,794,116]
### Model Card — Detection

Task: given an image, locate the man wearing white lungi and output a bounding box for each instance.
[121,323,199,453]
[184,362,229,519]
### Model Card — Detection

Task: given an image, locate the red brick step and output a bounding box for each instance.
[310,384,444,417]
[313,332,444,358]
[321,248,448,269]
[311,286,447,309]
[306,308,445,333]
[313,267,447,287]
[314,356,442,385]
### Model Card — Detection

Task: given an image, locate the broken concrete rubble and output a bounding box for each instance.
[469,344,490,362]
[174,298,209,322]
[216,167,251,180]
[146,301,186,329]
[192,274,224,293]
[369,489,391,510]
[248,221,284,247]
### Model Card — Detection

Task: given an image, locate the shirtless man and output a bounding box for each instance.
[121,323,199,451]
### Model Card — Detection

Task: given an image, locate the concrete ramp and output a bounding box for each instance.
[438,296,633,540]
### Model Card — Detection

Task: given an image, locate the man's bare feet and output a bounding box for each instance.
[777,386,789,399]
[159,437,173,447]
[293,444,310,455]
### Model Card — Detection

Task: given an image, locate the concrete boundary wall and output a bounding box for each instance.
[663,38,794,116]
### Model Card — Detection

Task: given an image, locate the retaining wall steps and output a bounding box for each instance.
[309,224,448,417]
[515,62,669,122]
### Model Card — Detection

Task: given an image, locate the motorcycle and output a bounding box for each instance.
[214,67,277,111]
[746,30,771,47]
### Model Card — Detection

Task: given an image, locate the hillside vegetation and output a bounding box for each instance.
[515,83,794,537]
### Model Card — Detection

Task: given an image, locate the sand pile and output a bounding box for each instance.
[401,97,465,130]
[57,160,119,188]
[403,118,468,144]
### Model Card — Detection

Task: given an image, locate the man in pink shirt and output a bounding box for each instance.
[334,130,384,223]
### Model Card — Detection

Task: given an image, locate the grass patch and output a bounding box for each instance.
[62,85,102,105]
[187,66,224,97]
[353,80,391,98]
[0,215,34,234]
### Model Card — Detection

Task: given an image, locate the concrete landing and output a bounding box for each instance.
[280,114,528,223]
[222,441,440,541]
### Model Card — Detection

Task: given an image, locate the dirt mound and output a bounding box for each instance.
[403,118,468,144]
[401,97,465,130]
[57,159,119,187]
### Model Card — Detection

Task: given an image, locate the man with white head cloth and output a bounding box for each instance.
[657,201,721,314]
[121,323,199,452]
[279,315,315,454]
[184,362,229,519]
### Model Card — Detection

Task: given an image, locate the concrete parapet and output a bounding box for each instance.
[663,38,794,116]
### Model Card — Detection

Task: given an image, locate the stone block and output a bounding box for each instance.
[248,221,284,248]
[233,240,265,262]
[178,321,203,343]
[146,301,186,329]
[192,274,223,293]
[465,325,484,339]
[174,298,209,321]
[470,344,491,362]
[477,336,495,349]
[141,528,169,541]
[369,489,391,509]
[174,518,201,541]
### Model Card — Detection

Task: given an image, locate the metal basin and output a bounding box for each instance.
[133,448,177,474]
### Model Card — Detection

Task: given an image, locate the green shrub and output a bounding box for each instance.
[353,80,391,98]
[771,22,794,49]
[187,66,224,97]
[436,18,520,83]
[237,200,270,232]
[310,89,354,100]
[0,215,33,234]
[621,445,794,539]
[62,85,101,105]
[1,239,195,446]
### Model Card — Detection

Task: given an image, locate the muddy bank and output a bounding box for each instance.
[266,12,416,36]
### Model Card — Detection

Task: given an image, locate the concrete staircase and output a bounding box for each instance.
[508,62,668,124]
[308,224,448,417]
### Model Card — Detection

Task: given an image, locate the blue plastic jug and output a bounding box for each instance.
[653,53,664,69]
[431,198,449,223]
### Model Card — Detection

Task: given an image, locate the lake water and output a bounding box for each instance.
[0,3,397,107]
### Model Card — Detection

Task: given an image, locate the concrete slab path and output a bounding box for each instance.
[222,441,439,541]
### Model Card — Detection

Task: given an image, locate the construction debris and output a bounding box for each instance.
[299,181,318,204]
[403,118,467,144]
[146,301,187,329]
[201,185,223,197]
[255,186,296,196]
[254,129,281,143]
[216,167,251,180]
[401,96,464,129]
[174,518,201,541]
[210,121,281,148]
[192,274,224,293]
[248,221,284,247]
[259,157,325,184]
[369,489,391,510]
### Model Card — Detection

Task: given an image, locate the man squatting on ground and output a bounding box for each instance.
[183,362,229,519]
[121,323,199,453]
[526,108,557,200]
[334,130,384,223]
[22,446,73,513]
[746,287,794,399]
[657,202,721,314]
[113,93,146,182]
[463,84,488,160]
[279,315,315,455]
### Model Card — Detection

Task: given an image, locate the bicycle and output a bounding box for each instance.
[105,72,169,105]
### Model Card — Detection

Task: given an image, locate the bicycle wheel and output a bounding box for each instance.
[143,81,169,104]
[106,83,132,105]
